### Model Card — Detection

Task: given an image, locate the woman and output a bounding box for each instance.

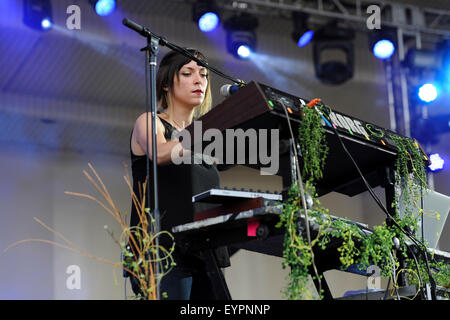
[128,48,221,300]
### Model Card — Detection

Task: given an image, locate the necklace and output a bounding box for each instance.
[160,112,187,130]
[172,118,186,130]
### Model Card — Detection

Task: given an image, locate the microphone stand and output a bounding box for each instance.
[122,18,244,300]
[123,18,161,300]
[123,18,245,86]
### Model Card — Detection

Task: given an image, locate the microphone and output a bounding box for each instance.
[122,18,152,38]
[220,84,242,97]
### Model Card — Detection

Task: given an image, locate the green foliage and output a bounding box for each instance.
[121,221,176,300]
[277,104,449,300]
[277,105,329,299]
[407,258,450,289]
[359,223,398,277]
[277,184,315,299]
[297,106,329,183]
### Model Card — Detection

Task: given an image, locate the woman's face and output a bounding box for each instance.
[170,60,208,110]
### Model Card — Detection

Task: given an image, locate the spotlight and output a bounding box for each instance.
[373,40,395,59]
[224,13,258,59]
[23,0,53,31]
[192,0,220,33]
[90,0,116,16]
[198,12,219,32]
[313,21,354,85]
[41,18,52,30]
[428,153,444,172]
[406,45,447,99]
[418,83,438,103]
[291,12,314,48]
[369,28,396,59]
[237,44,251,58]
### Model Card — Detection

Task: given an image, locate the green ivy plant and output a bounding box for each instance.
[277,103,450,300]
[277,104,330,299]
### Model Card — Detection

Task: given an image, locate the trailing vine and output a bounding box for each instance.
[276,183,315,300]
[277,103,330,299]
[277,101,450,300]
[297,103,329,183]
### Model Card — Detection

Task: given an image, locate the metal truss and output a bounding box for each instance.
[207,0,450,39]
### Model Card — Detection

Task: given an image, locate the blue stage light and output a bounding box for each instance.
[373,39,395,59]
[237,44,252,59]
[23,0,53,31]
[198,12,219,32]
[418,83,438,103]
[41,18,52,30]
[429,153,444,171]
[193,1,220,33]
[224,14,258,59]
[297,30,314,48]
[95,0,116,16]
[292,12,314,48]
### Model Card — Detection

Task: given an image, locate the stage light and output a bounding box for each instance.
[91,0,116,16]
[41,18,52,30]
[192,0,220,33]
[406,44,449,97]
[291,12,314,48]
[313,20,355,85]
[297,30,314,48]
[198,12,219,32]
[224,13,258,59]
[428,153,444,172]
[237,44,251,58]
[23,0,53,31]
[369,28,396,60]
[418,83,438,103]
[373,39,395,59]
[226,30,256,59]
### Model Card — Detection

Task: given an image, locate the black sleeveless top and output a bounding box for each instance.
[130,116,220,249]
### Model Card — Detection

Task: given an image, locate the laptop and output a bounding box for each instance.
[398,188,450,249]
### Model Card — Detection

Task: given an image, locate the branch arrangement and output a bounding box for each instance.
[2,162,175,300]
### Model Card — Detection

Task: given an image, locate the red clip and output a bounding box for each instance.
[307,98,322,108]
[247,218,260,237]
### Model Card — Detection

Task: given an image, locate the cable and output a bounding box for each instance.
[389,251,401,299]
[407,245,425,300]
[278,98,322,297]
[420,187,437,300]
[279,99,433,299]
[319,105,429,252]
[318,103,436,299]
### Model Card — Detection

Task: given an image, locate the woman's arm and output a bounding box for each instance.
[132,113,184,165]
